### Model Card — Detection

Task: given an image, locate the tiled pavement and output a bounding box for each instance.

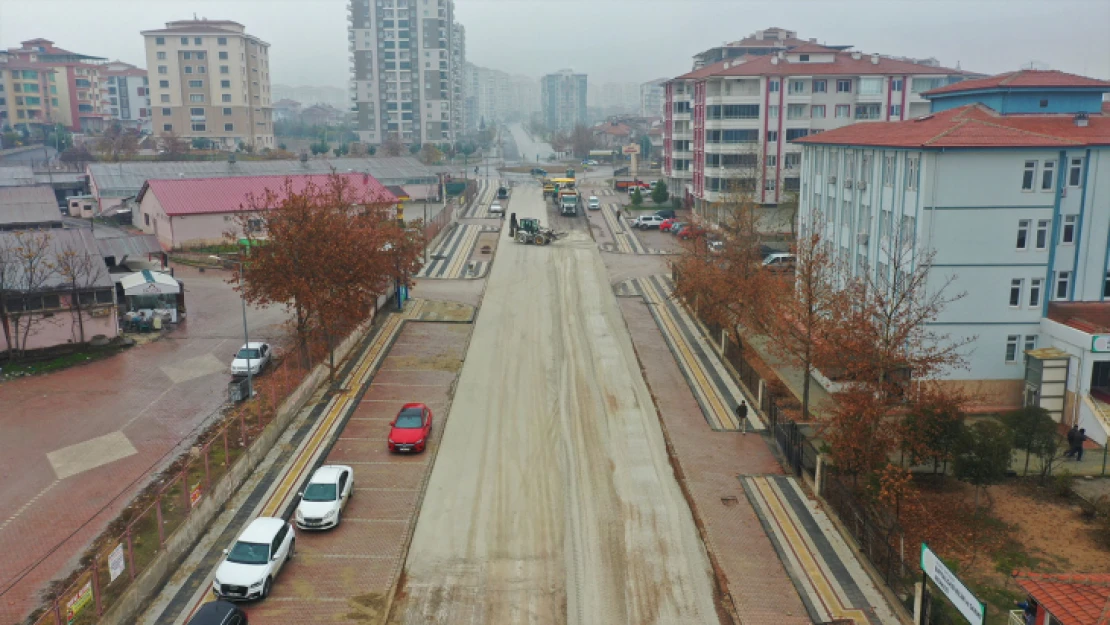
[597,203,674,255]
[616,275,760,432]
[460,179,495,219]
[743,475,899,625]
[145,300,472,625]
[415,224,496,279]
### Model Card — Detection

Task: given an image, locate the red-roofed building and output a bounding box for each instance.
[691,27,852,70]
[100,61,150,131]
[663,39,977,209]
[791,70,1110,431]
[1012,571,1110,625]
[1,39,110,131]
[136,173,397,250]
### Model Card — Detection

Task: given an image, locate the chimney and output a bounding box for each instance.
[851,51,862,60]
[299,152,309,163]
[1075,112,1090,127]
[871,53,880,64]
[809,38,817,43]
[771,56,779,65]
[723,62,730,69]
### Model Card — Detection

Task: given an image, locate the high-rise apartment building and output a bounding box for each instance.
[101,61,151,131]
[640,78,668,118]
[1,39,110,132]
[690,27,850,70]
[463,64,537,132]
[348,0,463,146]
[662,40,975,209]
[541,69,586,132]
[141,19,274,149]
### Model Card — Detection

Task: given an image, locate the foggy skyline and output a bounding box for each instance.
[1,0,1108,89]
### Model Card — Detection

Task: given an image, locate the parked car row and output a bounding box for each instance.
[199,402,435,620]
[631,209,676,230]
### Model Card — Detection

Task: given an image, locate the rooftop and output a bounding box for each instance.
[0,166,37,187]
[924,69,1110,96]
[793,103,1110,148]
[1013,571,1110,625]
[675,50,967,81]
[87,157,437,198]
[0,185,64,228]
[0,228,113,291]
[139,173,397,216]
[1047,302,1110,334]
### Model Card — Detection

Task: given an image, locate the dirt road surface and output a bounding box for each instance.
[388,185,719,624]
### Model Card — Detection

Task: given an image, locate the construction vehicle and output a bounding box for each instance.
[514,218,565,246]
[558,188,579,215]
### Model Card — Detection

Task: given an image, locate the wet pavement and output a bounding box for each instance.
[0,263,288,624]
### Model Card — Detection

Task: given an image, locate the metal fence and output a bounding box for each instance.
[23,360,304,625]
[423,201,455,248]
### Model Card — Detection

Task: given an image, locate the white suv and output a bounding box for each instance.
[634,215,665,229]
[587,196,600,210]
[295,465,354,530]
[213,517,295,601]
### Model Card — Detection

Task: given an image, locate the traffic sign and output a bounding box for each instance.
[622,144,641,155]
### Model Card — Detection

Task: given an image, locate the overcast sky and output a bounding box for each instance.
[1,0,1107,87]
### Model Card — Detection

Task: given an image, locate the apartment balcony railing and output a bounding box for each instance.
[704,142,760,153]
[672,131,693,141]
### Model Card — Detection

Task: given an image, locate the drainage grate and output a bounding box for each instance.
[721,496,739,507]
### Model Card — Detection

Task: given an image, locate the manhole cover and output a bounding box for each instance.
[721,496,739,507]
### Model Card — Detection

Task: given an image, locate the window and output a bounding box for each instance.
[188,80,203,88]
[222,94,232,102]
[1005,335,1020,362]
[1022,160,1036,190]
[190,94,204,102]
[192,122,206,132]
[828,152,838,176]
[158,66,167,74]
[1010,279,1023,307]
[1055,271,1071,300]
[190,107,204,115]
[764,179,776,191]
[789,80,806,94]
[163,123,172,131]
[1061,215,1076,243]
[157,51,166,60]
[155,37,165,45]
[1016,219,1031,249]
[891,78,903,92]
[184,66,193,74]
[835,104,851,118]
[1104,272,1110,299]
[159,79,169,88]
[766,130,778,142]
[183,52,192,60]
[785,128,810,140]
[912,77,945,93]
[768,80,780,93]
[768,105,779,118]
[197,66,206,74]
[1041,160,1055,191]
[812,79,827,93]
[180,37,188,44]
[1025,335,1037,353]
[1035,220,1050,249]
[223,107,232,115]
[787,104,807,119]
[224,123,234,131]
[766,155,778,166]
[1039,99,1049,108]
[218,51,229,61]
[883,155,896,187]
[160,94,170,103]
[812,105,826,118]
[220,66,229,74]
[889,104,902,118]
[1029,278,1043,307]
[161,107,171,115]
[1069,158,1083,186]
[194,37,202,45]
[859,77,883,95]
[836,79,852,93]
[855,104,882,120]
[799,54,810,62]
[196,52,206,60]
[218,37,227,45]
[905,157,919,190]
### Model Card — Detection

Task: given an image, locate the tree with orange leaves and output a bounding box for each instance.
[230,173,422,370]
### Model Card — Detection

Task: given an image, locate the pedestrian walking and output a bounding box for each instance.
[736,400,749,434]
[1075,428,1087,462]
[509,213,518,237]
[1065,424,1080,457]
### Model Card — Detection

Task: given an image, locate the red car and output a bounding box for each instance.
[677,225,706,240]
[388,403,433,453]
[660,218,677,232]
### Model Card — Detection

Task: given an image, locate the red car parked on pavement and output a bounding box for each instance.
[677,224,706,240]
[660,218,677,232]
[388,403,433,453]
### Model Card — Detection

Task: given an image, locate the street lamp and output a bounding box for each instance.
[213,254,254,399]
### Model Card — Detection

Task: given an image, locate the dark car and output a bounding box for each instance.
[654,210,676,220]
[188,601,248,625]
[530,168,547,176]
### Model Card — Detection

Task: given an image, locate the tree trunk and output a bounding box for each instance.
[801,356,812,421]
[1023,449,1031,476]
[72,287,86,345]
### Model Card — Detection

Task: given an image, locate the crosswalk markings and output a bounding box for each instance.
[416,224,496,279]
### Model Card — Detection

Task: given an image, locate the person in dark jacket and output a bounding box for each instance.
[509,213,518,237]
[1065,424,1080,457]
[736,401,749,433]
[1074,428,1088,462]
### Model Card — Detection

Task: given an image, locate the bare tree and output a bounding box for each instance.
[570,124,596,159]
[54,237,107,345]
[380,133,405,158]
[0,231,58,359]
[156,131,189,160]
[95,123,140,162]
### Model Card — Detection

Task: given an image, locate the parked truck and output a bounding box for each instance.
[559,189,579,215]
[613,177,650,191]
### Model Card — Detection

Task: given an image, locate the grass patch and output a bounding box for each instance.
[1,345,125,379]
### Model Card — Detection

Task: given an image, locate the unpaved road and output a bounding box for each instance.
[388,186,719,624]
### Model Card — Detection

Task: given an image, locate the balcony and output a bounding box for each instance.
[672,111,691,121]
[705,118,759,130]
[672,131,692,141]
[704,142,760,154]
[671,149,693,159]
[672,169,693,180]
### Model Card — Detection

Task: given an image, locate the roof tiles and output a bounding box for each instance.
[1013,571,1110,625]
[924,69,1110,96]
[142,173,396,216]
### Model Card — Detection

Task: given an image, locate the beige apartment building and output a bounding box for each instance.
[141,19,274,149]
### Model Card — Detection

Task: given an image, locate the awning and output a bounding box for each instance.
[120,270,180,295]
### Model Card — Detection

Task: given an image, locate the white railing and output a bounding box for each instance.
[1009,610,1027,625]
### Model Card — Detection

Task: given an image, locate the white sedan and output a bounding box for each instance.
[490,201,503,214]
[230,342,271,377]
[295,465,354,530]
[212,517,294,601]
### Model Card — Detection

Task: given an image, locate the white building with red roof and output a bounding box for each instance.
[792,70,1110,438]
[662,43,977,210]
[135,172,397,250]
[100,61,150,131]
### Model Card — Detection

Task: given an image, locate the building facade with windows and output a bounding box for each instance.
[1,39,110,132]
[141,19,274,149]
[691,27,852,70]
[541,69,587,132]
[348,0,463,146]
[100,61,150,131]
[640,78,668,119]
[662,44,972,213]
[793,70,1110,440]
